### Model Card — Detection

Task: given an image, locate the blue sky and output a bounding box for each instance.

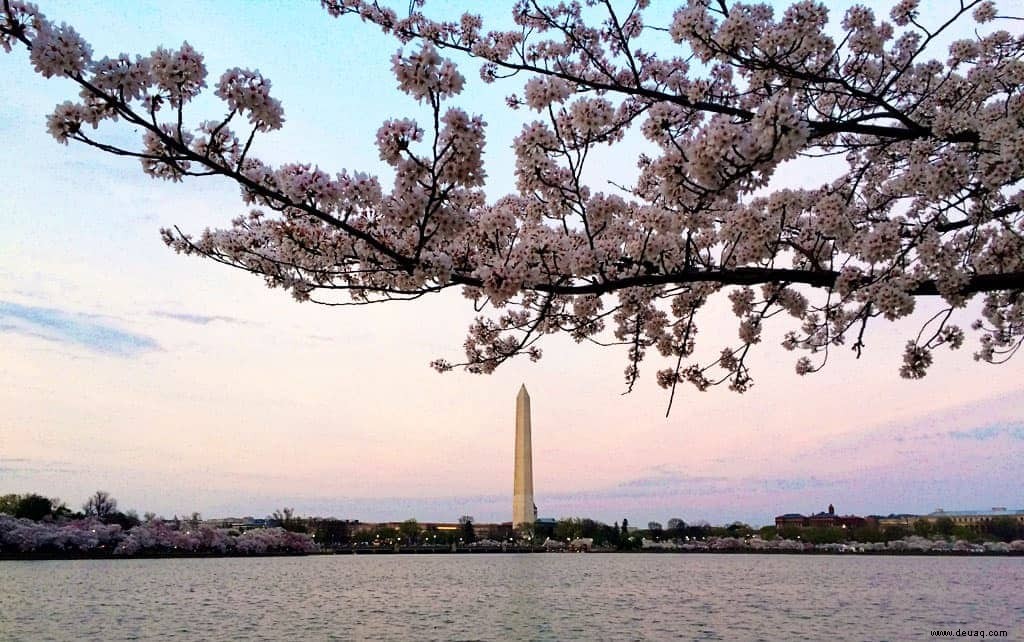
[0,301,160,356]
[0,0,1022,526]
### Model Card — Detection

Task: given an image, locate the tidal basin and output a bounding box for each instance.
[2,554,1021,640]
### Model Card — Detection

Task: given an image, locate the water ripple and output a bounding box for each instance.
[0,554,1022,640]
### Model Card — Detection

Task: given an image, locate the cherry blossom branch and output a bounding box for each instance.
[4,0,1023,404]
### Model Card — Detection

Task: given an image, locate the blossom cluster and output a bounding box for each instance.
[0,515,315,555]
[215,68,284,131]
[0,516,121,553]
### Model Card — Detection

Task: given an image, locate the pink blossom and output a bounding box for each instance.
[4,0,1024,402]
[29,21,90,77]
[215,67,284,131]
[150,42,206,107]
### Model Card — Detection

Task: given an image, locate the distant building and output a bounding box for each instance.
[355,521,459,534]
[351,521,513,542]
[777,506,1024,533]
[774,504,875,531]
[205,517,269,532]
[534,517,557,540]
[918,508,1024,532]
[874,514,918,530]
[775,513,807,529]
[480,522,514,541]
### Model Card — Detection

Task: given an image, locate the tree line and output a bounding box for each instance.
[0,491,315,556]
[8,492,1020,549]
[0,491,145,530]
[545,516,1024,547]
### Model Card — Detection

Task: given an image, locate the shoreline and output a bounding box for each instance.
[3,548,1023,561]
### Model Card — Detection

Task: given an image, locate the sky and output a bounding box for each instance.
[1,0,1022,528]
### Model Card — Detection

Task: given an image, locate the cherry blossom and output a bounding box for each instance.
[3,1,1023,411]
[0,514,315,555]
[236,527,317,554]
[0,516,121,553]
[215,68,284,131]
[28,20,90,78]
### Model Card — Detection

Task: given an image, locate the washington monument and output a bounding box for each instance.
[512,384,537,528]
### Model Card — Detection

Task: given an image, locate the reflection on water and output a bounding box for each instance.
[1,554,1022,640]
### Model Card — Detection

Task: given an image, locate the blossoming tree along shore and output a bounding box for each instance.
[2,1,1022,410]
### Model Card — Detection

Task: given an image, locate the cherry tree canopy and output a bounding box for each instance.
[2,0,1022,408]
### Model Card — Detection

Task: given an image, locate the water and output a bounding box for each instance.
[1,554,1021,641]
